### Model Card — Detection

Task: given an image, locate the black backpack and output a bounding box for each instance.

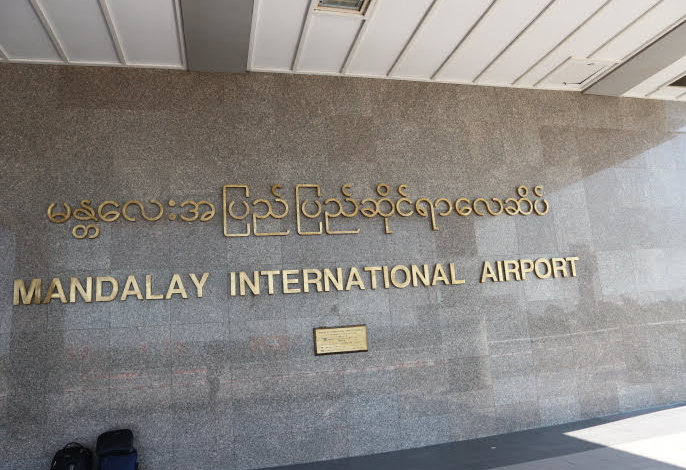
[51,442,93,470]
[96,429,139,470]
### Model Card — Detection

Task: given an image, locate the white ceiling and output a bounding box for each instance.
[249,0,686,101]
[0,0,185,68]
[1,0,686,102]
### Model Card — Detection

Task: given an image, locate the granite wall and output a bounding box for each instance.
[1,64,686,470]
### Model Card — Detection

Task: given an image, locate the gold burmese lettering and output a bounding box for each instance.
[480,257,580,283]
[13,279,42,305]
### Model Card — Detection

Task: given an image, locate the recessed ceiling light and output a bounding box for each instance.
[669,75,686,87]
[317,0,371,14]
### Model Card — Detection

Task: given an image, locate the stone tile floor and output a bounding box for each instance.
[261,404,686,470]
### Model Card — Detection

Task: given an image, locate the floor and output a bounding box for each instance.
[260,404,686,470]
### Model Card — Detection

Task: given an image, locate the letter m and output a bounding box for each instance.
[13,279,42,305]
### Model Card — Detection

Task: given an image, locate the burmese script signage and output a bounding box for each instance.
[45,184,550,239]
[314,325,368,355]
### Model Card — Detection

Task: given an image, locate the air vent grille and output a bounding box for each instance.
[317,0,371,14]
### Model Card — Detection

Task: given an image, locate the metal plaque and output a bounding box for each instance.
[313,325,368,355]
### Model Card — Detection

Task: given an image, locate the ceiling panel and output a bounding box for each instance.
[299,13,362,73]
[38,0,120,64]
[624,53,686,97]
[346,0,434,77]
[391,0,493,80]
[476,0,607,85]
[437,0,552,82]
[0,0,61,61]
[518,0,659,87]
[649,86,686,100]
[103,0,182,67]
[251,0,309,71]
[593,0,686,60]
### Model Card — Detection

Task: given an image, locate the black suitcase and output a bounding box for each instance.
[96,429,138,470]
[51,442,93,470]
[96,429,134,455]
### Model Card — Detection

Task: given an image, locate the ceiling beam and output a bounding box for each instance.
[29,0,69,63]
[97,0,126,65]
[292,0,318,72]
[431,0,499,80]
[179,0,254,72]
[341,0,382,74]
[512,0,613,86]
[585,17,686,96]
[474,0,557,83]
[388,0,441,77]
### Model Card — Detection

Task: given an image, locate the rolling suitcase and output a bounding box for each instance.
[96,429,139,470]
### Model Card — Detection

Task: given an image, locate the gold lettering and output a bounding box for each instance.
[13,279,42,305]
[551,258,568,278]
[534,258,552,279]
[42,278,67,304]
[96,277,118,302]
[519,259,534,280]
[120,275,143,301]
[480,262,497,283]
[230,272,237,296]
[239,271,260,296]
[146,275,164,300]
[390,265,410,288]
[283,270,301,294]
[566,256,579,277]
[261,270,279,294]
[345,267,366,291]
[70,277,93,303]
[449,263,465,285]
[382,266,390,288]
[431,264,449,286]
[411,264,430,287]
[303,269,323,293]
[323,268,344,292]
[166,274,188,299]
[189,273,210,298]
[364,266,382,290]
[503,260,521,282]
[496,260,504,282]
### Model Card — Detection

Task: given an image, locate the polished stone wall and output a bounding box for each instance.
[1,64,685,470]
